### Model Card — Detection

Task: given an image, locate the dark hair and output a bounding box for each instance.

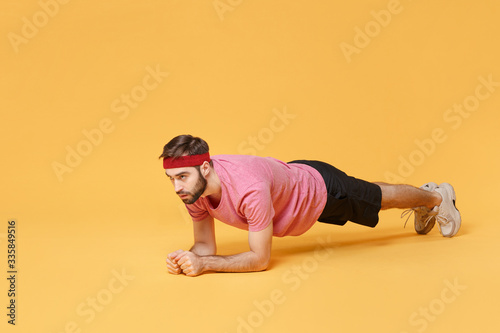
[159,134,210,161]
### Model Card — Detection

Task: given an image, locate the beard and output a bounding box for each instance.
[177,169,207,204]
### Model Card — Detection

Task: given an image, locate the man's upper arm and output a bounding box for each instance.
[248,222,273,267]
[193,215,215,246]
[241,183,275,233]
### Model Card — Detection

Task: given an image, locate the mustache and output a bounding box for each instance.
[176,191,191,195]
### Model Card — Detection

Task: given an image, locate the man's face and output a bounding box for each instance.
[165,166,207,204]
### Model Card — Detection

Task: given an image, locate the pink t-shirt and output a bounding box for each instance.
[185,155,327,237]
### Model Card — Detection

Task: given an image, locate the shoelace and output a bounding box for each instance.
[401,207,435,229]
[435,214,450,226]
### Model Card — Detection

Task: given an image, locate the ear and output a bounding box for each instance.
[200,161,211,177]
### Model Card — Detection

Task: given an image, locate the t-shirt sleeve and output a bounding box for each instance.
[185,201,209,221]
[239,182,275,232]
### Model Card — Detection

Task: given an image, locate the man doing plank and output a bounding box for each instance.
[161,135,461,277]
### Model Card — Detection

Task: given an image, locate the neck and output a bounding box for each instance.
[201,166,221,199]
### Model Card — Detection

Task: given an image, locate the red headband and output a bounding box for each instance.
[163,153,211,169]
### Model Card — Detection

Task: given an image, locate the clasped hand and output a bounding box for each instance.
[166,250,204,277]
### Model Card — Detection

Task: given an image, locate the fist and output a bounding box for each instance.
[177,251,204,277]
[166,249,184,275]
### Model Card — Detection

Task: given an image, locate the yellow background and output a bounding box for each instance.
[1,0,499,332]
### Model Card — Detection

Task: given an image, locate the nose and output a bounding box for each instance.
[174,180,183,193]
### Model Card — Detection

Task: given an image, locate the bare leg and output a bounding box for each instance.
[374,182,442,210]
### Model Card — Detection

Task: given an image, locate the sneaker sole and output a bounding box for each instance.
[436,183,461,237]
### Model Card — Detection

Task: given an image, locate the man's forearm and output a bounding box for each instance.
[201,251,269,273]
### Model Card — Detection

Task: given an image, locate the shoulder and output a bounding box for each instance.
[212,154,275,164]
[211,156,273,197]
[213,155,282,184]
[212,154,287,173]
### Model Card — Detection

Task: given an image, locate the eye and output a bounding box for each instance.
[180,175,186,180]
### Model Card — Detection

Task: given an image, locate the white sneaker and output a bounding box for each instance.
[401,182,438,234]
[434,183,461,237]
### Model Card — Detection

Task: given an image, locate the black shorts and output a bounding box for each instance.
[288,160,382,228]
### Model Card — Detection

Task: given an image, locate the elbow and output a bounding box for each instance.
[193,242,217,256]
[255,256,271,272]
[204,246,217,256]
[207,244,217,256]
